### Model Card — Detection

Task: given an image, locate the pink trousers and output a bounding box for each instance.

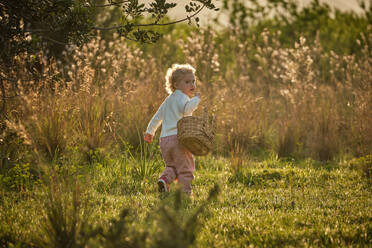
[159,135,195,194]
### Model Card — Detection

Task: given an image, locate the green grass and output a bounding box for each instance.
[0,155,371,247]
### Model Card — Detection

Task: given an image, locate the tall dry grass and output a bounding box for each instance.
[210,28,372,160]
[2,25,371,165]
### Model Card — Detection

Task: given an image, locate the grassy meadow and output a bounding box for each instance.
[1,0,372,247]
[1,153,371,247]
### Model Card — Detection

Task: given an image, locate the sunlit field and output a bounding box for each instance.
[1,0,371,247]
[2,154,371,247]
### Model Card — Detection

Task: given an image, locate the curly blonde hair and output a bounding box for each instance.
[165,64,196,94]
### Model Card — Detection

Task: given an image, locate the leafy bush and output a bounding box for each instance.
[220,0,371,56]
[0,163,36,191]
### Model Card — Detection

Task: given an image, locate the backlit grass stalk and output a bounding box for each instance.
[130,131,161,181]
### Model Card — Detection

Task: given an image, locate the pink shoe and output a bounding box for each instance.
[157,179,169,192]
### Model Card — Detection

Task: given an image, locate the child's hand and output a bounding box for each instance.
[195,92,201,98]
[144,133,153,143]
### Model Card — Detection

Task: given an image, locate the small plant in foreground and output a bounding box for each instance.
[92,209,147,248]
[153,184,220,248]
[37,175,90,248]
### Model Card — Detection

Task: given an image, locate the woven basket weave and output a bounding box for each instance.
[177,108,216,156]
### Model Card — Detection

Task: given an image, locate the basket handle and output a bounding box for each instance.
[182,102,208,118]
[202,107,208,121]
[202,108,216,141]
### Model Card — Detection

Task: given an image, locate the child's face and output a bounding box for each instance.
[175,72,196,97]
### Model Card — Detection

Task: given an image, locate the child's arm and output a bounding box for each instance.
[144,101,165,143]
[182,93,201,116]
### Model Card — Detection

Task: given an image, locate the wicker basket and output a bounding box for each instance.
[177,108,216,156]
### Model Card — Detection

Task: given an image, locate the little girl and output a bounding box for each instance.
[144,64,200,194]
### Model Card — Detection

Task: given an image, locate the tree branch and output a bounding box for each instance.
[24,29,70,45]
[42,36,69,46]
[92,5,206,31]
[93,1,130,7]
[24,4,207,33]
[24,29,48,33]
[120,33,141,42]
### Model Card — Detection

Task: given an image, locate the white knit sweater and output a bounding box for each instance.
[146,89,200,138]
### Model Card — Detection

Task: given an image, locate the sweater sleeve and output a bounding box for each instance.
[179,95,200,116]
[146,101,165,135]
